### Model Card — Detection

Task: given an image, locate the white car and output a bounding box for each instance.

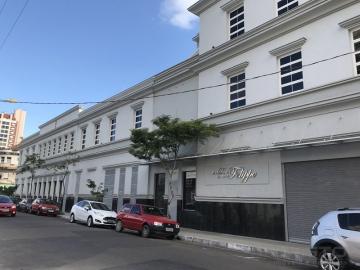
[311,208,360,270]
[69,200,117,227]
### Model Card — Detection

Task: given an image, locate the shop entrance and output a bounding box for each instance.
[183,171,196,210]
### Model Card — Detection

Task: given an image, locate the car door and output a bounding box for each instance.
[120,204,132,229]
[337,213,360,263]
[31,199,40,212]
[79,201,91,222]
[128,205,143,231]
[73,201,83,221]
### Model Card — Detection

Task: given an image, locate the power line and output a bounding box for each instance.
[0,0,30,52]
[0,50,356,105]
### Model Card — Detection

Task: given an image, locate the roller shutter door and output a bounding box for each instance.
[285,158,360,243]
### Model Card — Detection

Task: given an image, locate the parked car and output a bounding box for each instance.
[69,200,117,227]
[17,198,33,213]
[311,208,360,270]
[115,204,180,239]
[0,195,16,217]
[30,198,60,216]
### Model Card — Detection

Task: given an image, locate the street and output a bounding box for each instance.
[0,213,314,270]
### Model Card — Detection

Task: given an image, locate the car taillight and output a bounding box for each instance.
[312,221,320,236]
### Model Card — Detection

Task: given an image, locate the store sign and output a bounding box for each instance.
[212,167,257,183]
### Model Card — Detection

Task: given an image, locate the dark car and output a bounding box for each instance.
[0,195,16,217]
[18,198,33,213]
[115,204,180,239]
[30,198,60,216]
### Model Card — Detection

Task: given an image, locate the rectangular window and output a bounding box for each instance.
[63,135,68,152]
[42,143,46,158]
[338,213,360,232]
[58,137,62,154]
[109,118,116,142]
[47,141,51,156]
[353,29,360,75]
[94,123,100,145]
[229,6,244,40]
[81,128,87,149]
[135,109,142,129]
[52,139,56,155]
[278,0,298,15]
[70,132,74,150]
[280,51,304,95]
[229,72,246,109]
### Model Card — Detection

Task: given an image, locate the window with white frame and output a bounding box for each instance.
[81,128,87,149]
[94,123,100,145]
[134,109,142,129]
[70,132,74,150]
[278,0,298,16]
[353,29,360,75]
[39,145,42,157]
[52,139,56,155]
[229,5,244,40]
[280,51,304,95]
[43,143,46,158]
[229,72,246,109]
[58,137,62,154]
[63,135,68,152]
[47,141,51,156]
[109,118,116,142]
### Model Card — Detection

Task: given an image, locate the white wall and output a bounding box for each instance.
[198,4,360,118]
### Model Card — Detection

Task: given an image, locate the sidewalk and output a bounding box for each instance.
[178,228,316,266]
[59,213,315,266]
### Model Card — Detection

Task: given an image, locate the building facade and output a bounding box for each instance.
[0,109,26,186]
[16,0,360,243]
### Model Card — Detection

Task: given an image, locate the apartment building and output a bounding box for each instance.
[0,109,26,186]
[16,0,360,243]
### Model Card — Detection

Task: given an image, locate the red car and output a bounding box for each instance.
[115,204,180,239]
[0,195,16,217]
[31,198,60,217]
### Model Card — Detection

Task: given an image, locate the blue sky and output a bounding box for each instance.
[0,0,199,137]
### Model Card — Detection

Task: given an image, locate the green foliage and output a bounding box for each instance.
[86,179,104,202]
[129,115,219,163]
[0,185,18,196]
[129,115,218,218]
[19,153,45,177]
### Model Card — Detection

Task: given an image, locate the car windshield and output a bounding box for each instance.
[90,202,111,211]
[40,200,57,205]
[0,196,12,203]
[142,206,165,216]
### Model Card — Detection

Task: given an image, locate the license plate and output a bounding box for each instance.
[165,228,174,232]
[0,209,9,213]
[48,210,54,212]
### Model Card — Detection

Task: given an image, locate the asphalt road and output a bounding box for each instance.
[0,213,314,270]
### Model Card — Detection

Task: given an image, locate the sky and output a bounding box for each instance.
[0,0,199,137]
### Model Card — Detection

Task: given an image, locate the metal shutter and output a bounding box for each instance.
[285,158,360,243]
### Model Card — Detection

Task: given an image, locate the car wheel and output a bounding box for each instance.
[141,224,150,238]
[115,220,123,232]
[318,248,347,270]
[87,216,93,227]
[69,213,76,223]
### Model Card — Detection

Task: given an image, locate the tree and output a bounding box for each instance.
[0,185,18,196]
[46,153,79,212]
[129,115,218,219]
[86,179,104,202]
[19,154,45,198]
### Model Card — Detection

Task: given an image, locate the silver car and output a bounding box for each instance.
[311,209,360,270]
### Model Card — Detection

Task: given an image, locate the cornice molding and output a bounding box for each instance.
[188,0,221,16]
[221,0,244,13]
[221,61,249,77]
[130,101,145,110]
[339,14,360,30]
[269,37,307,56]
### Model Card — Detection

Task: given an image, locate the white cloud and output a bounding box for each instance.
[160,0,199,30]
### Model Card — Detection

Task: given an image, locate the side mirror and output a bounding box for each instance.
[84,206,90,211]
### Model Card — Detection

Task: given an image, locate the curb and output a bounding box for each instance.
[177,235,317,266]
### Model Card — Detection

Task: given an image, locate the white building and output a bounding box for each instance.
[17,0,360,243]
